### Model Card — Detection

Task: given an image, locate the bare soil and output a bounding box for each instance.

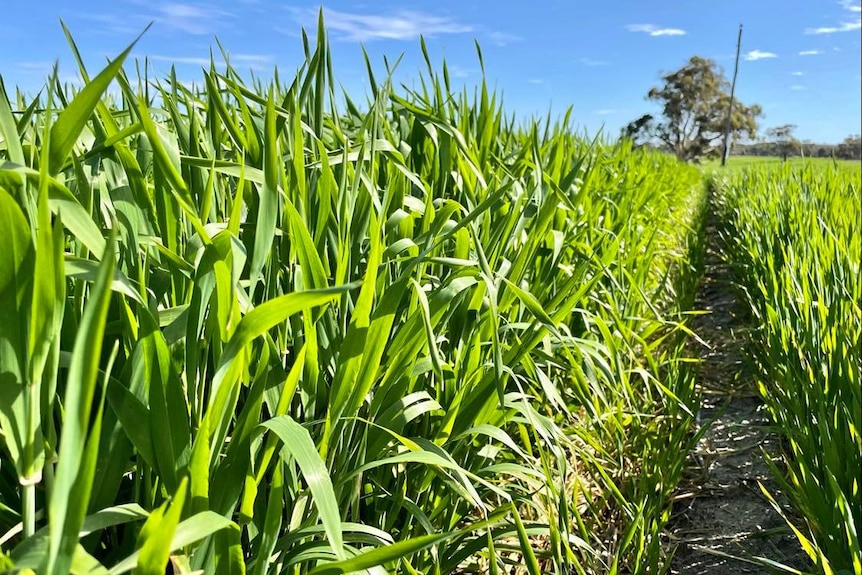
[667,212,809,575]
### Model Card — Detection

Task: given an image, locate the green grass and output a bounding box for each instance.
[0,21,709,574]
[702,155,861,173]
[712,163,862,575]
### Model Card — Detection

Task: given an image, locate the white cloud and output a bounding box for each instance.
[798,49,822,55]
[78,13,145,35]
[154,3,230,34]
[626,24,686,36]
[288,7,472,42]
[82,2,231,36]
[15,61,55,73]
[595,109,617,115]
[487,31,521,46]
[792,71,804,76]
[580,57,610,67]
[840,0,862,12]
[790,85,807,90]
[145,54,273,69]
[148,55,211,65]
[805,18,861,34]
[447,65,471,78]
[527,78,544,84]
[12,63,87,86]
[236,54,270,61]
[745,50,778,61]
[801,0,861,36]
[651,28,686,36]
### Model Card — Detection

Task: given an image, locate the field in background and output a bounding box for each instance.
[702,155,861,172]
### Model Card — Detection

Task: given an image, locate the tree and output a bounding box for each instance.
[766,124,800,161]
[836,135,862,160]
[622,56,762,162]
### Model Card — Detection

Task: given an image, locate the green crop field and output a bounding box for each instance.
[712,163,861,575]
[0,22,858,575]
[703,155,860,168]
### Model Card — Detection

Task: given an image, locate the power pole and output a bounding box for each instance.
[722,24,743,167]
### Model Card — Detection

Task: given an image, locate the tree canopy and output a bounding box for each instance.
[836,135,862,160]
[765,124,800,161]
[622,56,762,162]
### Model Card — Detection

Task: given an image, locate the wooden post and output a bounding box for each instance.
[722,24,743,167]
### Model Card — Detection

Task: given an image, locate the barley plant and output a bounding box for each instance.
[0,18,707,574]
[713,163,862,575]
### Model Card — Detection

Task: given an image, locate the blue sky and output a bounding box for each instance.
[1,0,860,143]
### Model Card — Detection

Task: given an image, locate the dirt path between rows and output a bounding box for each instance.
[667,207,808,575]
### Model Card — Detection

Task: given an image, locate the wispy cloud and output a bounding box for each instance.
[792,71,804,76]
[527,78,544,85]
[447,64,471,79]
[801,0,861,35]
[288,7,471,42]
[148,55,212,66]
[78,13,145,36]
[153,3,231,34]
[791,85,807,90]
[14,62,87,84]
[805,17,861,34]
[81,2,231,35]
[745,50,778,61]
[145,53,273,69]
[233,54,273,64]
[798,49,823,55]
[580,57,610,67]
[840,0,862,12]
[487,31,521,46]
[15,61,56,74]
[626,24,686,36]
[595,109,617,115]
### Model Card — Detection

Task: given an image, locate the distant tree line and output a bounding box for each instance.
[733,134,862,161]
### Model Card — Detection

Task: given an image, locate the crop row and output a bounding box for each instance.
[0,23,706,574]
[713,163,861,575]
